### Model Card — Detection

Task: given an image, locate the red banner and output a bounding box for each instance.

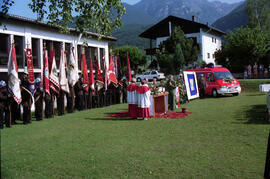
[96,58,103,84]
[108,55,118,87]
[127,54,132,82]
[26,49,35,84]
[43,49,50,95]
[89,59,95,91]
[81,53,89,92]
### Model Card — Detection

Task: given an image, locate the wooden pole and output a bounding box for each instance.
[264,131,270,178]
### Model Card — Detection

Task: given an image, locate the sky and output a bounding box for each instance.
[9,0,244,19]
[122,0,244,5]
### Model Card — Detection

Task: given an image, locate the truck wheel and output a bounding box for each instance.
[233,93,239,96]
[212,89,219,98]
[137,78,141,82]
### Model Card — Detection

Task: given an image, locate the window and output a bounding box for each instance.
[14,35,24,68]
[31,38,40,68]
[53,41,61,68]
[212,54,215,59]
[99,48,105,70]
[0,33,9,67]
[151,71,157,75]
[207,72,215,82]
[65,43,70,65]
[207,53,210,59]
[77,45,82,70]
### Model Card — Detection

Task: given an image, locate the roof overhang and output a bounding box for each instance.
[139,15,226,39]
[0,14,117,41]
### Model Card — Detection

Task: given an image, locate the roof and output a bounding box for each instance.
[139,15,226,39]
[189,68,229,72]
[0,14,117,41]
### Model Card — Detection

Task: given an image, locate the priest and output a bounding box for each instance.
[127,78,138,119]
[137,79,151,120]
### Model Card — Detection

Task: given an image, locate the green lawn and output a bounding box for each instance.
[1,91,270,178]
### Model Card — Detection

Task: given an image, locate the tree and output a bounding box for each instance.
[156,27,198,75]
[246,0,270,32]
[215,27,270,72]
[0,0,126,36]
[113,46,146,74]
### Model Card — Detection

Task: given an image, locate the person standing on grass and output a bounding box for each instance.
[198,75,206,99]
[0,81,11,128]
[127,78,138,119]
[137,79,151,120]
[166,75,176,111]
[122,79,128,103]
[253,63,258,79]
[34,78,43,121]
[247,64,252,79]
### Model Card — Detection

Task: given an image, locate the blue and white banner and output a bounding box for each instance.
[184,71,199,100]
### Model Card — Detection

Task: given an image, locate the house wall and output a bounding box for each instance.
[154,28,222,65]
[200,29,222,65]
[0,20,110,76]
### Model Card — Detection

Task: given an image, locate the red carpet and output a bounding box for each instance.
[105,111,191,119]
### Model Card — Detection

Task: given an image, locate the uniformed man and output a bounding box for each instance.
[45,92,52,118]
[21,73,33,124]
[57,90,65,115]
[198,74,206,99]
[34,78,43,121]
[74,78,84,111]
[166,75,176,111]
[122,79,127,103]
[67,84,75,113]
[0,81,11,128]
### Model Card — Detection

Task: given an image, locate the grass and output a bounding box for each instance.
[1,82,270,178]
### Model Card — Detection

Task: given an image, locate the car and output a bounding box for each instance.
[136,70,165,82]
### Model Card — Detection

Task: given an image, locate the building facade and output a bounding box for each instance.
[0,14,116,80]
[139,15,225,65]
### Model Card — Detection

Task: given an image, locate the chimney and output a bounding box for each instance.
[192,16,195,22]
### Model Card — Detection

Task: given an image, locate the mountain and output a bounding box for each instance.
[212,2,248,32]
[113,0,243,50]
[121,3,155,25]
[133,0,243,24]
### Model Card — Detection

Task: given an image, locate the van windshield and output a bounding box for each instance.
[214,71,234,80]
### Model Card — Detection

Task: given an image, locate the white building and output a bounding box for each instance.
[139,15,225,65]
[0,14,116,80]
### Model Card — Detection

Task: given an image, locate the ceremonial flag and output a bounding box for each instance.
[114,56,118,78]
[96,58,103,84]
[8,36,22,104]
[89,59,95,91]
[59,45,70,93]
[104,56,108,90]
[25,48,35,94]
[96,57,103,90]
[43,48,50,95]
[126,54,132,82]
[68,46,79,87]
[108,55,118,87]
[49,49,59,93]
[81,53,89,92]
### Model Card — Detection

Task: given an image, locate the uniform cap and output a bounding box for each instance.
[0,80,6,88]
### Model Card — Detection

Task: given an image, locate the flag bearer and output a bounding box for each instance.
[0,81,11,128]
[21,72,33,124]
[34,78,43,121]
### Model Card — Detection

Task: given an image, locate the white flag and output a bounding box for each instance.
[59,47,70,93]
[67,45,79,87]
[8,35,22,104]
